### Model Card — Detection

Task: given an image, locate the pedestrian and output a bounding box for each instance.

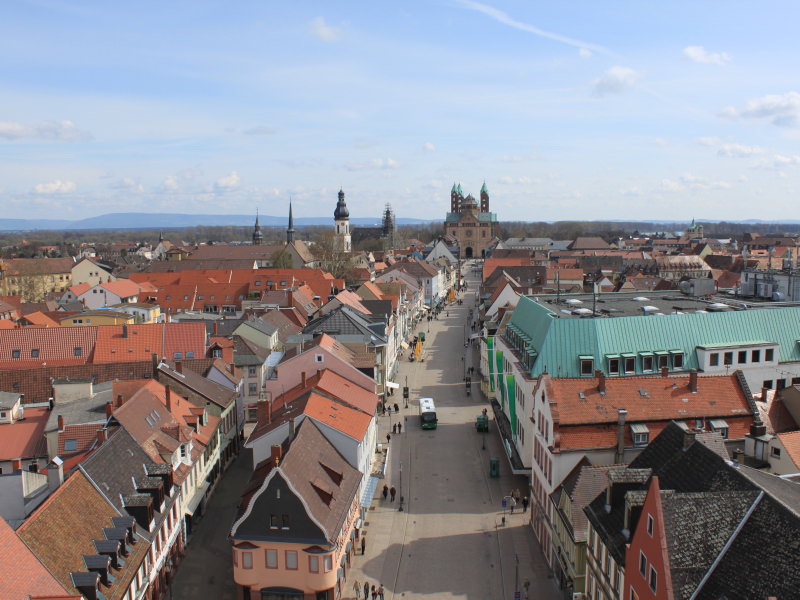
[382,484,389,500]
[386,433,391,444]
[394,403,399,413]
[353,579,362,599]
[390,486,396,502]
[387,405,392,416]
[361,535,366,556]
[392,423,397,434]
[371,584,377,600]
[397,422,402,434]
[378,583,385,600]
[513,488,521,504]
[364,581,369,600]
[510,497,516,514]
[381,403,386,416]
[522,496,529,512]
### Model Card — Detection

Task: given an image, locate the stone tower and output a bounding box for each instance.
[252,210,264,246]
[333,189,351,254]
[286,200,296,244]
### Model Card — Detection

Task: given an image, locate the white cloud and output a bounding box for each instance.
[579,48,592,59]
[344,158,399,171]
[683,45,731,65]
[242,126,277,136]
[620,187,642,197]
[498,175,540,185]
[662,172,731,192]
[34,180,77,194]
[591,66,642,96]
[163,175,179,191]
[454,0,611,55]
[311,17,342,42]
[652,138,669,147]
[110,177,144,192]
[0,120,92,142]
[697,136,721,147]
[423,142,436,152]
[215,171,241,190]
[717,143,764,157]
[721,92,800,127]
[774,154,800,167]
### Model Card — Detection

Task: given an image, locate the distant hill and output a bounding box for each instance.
[0,212,433,232]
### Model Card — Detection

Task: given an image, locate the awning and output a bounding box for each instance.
[709,418,729,430]
[654,350,669,355]
[386,381,400,390]
[630,423,650,434]
[621,353,636,358]
[639,351,654,356]
[360,476,380,508]
[578,355,594,360]
[184,481,210,515]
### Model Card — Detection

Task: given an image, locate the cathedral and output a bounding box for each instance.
[444,182,498,258]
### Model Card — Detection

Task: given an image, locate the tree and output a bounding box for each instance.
[312,230,359,282]
[270,247,294,269]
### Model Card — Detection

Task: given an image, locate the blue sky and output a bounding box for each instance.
[2,1,800,223]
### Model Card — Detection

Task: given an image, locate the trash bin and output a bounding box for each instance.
[489,457,500,478]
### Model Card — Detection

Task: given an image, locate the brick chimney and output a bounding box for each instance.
[683,429,696,450]
[661,366,669,377]
[761,386,770,401]
[257,399,271,425]
[213,321,219,336]
[176,361,183,374]
[689,369,698,393]
[229,362,235,375]
[615,409,627,463]
[270,444,282,466]
[58,414,65,431]
[105,402,113,418]
[122,324,128,339]
[97,428,107,445]
[165,385,171,412]
[595,369,606,394]
[12,459,22,472]
[116,394,125,408]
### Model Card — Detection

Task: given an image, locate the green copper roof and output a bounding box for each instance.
[508,295,800,378]
[481,181,488,193]
[452,182,457,193]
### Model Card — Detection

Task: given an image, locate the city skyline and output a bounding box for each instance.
[2,1,799,222]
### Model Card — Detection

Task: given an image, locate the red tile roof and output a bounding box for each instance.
[549,373,751,426]
[0,516,71,600]
[93,322,206,364]
[0,407,51,460]
[483,257,530,282]
[776,430,800,468]
[304,392,371,440]
[0,327,96,369]
[99,279,142,298]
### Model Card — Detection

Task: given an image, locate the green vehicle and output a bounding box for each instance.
[475,414,489,432]
[419,397,437,429]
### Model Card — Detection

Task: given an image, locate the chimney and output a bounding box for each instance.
[271,444,282,466]
[761,386,770,401]
[596,369,606,394]
[661,366,669,377]
[116,394,124,408]
[97,428,107,445]
[257,399,270,425]
[213,321,219,336]
[689,369,698,393]
[683,429,696,450]
[615,409,627,463]
[750,418,767,437]
[165,385,172,412]
[151,352,159,379]
[122,324,128,338]
[289,417,296,441]
[58,414,65,431]
[229,362,235,375]
[12,459,22,472]
[301,372,307,387]
[105,402,113,418]
[733,448,746,464]
[47,458,64,492]
[176,361,183,374]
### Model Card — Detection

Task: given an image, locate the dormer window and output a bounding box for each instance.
[31,348,39,358]
[631,423,650,446]
[11,349,20,359]
[180,444,187,459]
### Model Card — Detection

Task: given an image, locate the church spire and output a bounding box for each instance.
[252,209,264,245]
[286,199,296,244]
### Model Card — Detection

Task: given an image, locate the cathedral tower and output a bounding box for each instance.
[252,210,264,245]
[333,189,351,254]
[286,200,296,244]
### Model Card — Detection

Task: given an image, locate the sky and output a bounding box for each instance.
[2,1,800,223]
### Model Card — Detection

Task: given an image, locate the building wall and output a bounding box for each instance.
[71,260,114,287]
[626,478,670,600]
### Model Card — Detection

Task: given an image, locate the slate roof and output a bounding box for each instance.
[558,463,619,543]
[302,305,388,344]
[80,427,175,543]
[232,335,269,366]
[0,516,73,600]
[260,310,301,344]
[157,361,236,409]
[233,419,360,545]
[16,470,150,600]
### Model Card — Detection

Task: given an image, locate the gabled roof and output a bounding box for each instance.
[0,407,50,460]
[0,516,72,600]
[16,470,150,600]
[302,305,387,343]
[98,279,142,298]
[304,392,372,441]
[0,327,96,369]
[93,322,207,364]
[157,361,236,409]
[776,430,800,468]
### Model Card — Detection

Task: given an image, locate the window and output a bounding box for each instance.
[270,514,279,529]
[74,347,82,356]
[242,552,253,569]
[771,446,781,458]
[282,514,290,529]
[672,352,684,369]
[709,353,719,367]
[323,555,332,571]
[624,357,636,374]
[608,358,620,375]
[642,355,654,372]
[738,350,747,364]
[657,354,669,369]
[581,358,594,376]
[64,439,78,452]
[723,352,733,365]
[649,566,658,592]
[639,551,647,576]
[766,348,775,361]
[248,366,257,377]
[248,383,257,395]
[31,349,39,358]
[752,349,761,362]
[173,352,182,360]
[266,549,278,568]
[285,550,298,570]
[186,352,194,358]
[763,379,774,390]
[632,423,650,446]
[11,349,20,359]
[630,587,639,600]
[309,555,319,572]
[647,514,654,536]
[315,354,324,363]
